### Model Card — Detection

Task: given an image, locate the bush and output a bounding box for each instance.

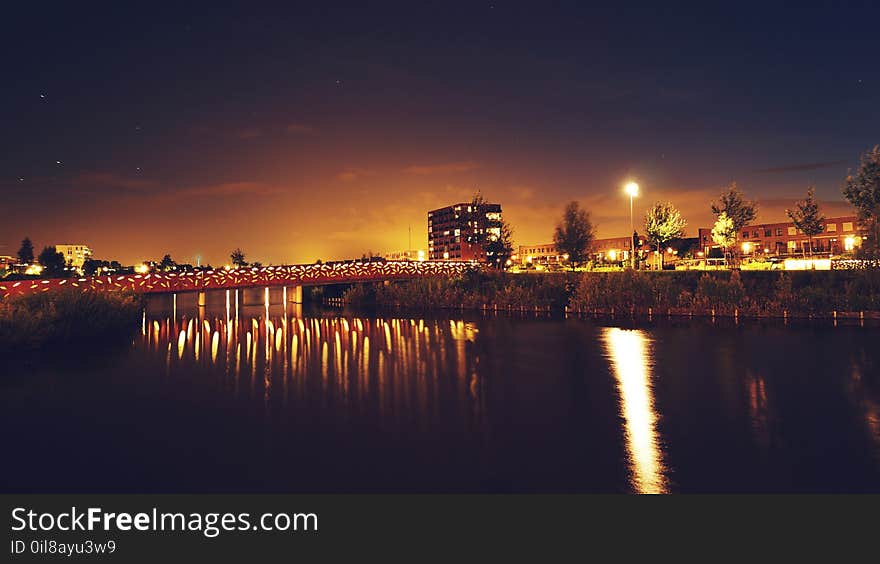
[344,269,880,316]
[0,289,144,353]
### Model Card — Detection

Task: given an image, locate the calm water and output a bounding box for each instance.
[3,291,879,493]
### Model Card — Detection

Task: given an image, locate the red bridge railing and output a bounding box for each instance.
[1,261,477,299]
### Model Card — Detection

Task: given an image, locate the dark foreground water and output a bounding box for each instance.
[3,293,879,493]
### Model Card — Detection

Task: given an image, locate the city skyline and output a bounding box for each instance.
[2,4,877,265]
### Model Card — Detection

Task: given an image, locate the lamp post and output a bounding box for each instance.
[624,182,639,268]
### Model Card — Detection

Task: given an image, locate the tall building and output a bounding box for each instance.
[427,202,502,260]
[54,244,93,269]
[697,215,864,256]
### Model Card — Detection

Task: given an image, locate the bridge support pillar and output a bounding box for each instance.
[288,285,303,303]
[198,291,206,307]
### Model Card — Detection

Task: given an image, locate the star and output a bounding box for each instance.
[56,160,62,165]
[40,93,46,99]
[19,177,24,182]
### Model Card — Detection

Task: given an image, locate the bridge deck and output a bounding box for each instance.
[1,261,475,299]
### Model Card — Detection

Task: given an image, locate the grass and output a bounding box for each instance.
[344,269,880,316]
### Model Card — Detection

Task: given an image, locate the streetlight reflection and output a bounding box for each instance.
[603,327,669,493]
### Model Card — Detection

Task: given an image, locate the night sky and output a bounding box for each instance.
[2,2,878,265]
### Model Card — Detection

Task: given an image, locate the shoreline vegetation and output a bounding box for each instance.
[342,270,880,319]
[0,289,144,353]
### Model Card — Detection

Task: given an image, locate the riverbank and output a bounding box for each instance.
[343,269,880,319]
[0,289,144,353]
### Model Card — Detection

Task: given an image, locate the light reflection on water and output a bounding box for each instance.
[11,291,868,492]
[142,300,486,432]
[602,327,669,494]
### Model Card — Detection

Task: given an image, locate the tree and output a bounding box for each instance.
[711,212,736,265]
[786,187,825,258]
[38,246,66,277]
[18,237,34,264]
[159,253,176,271]
[82,258,102,276]
[841,145,880,257]
[553,201,595,270]
[485,219,514,269]
[230,248,247,268]
[463,191,504,262]
[711,182,757,265]
[644,201,687,269]
[711,182,757,232]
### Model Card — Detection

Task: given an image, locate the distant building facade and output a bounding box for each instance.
[54,244,93,269]
[427,202,502,260]
[697,215,864,257]
[383,249,426,261]
[516,235,648,266]
[516,243,565,266]
[0,255,16,271]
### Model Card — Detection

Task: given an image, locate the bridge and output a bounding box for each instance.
[0,260,476,300]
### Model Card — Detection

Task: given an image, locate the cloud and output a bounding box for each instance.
[237,127,263,140]
[171,181,282,199]
[753,161,846,174]
[751,198,855,222]
[72,171,159,194]
[402,161,479,175]
[336,168,375,182]
[286,122,315,134]
[73,172,282,202]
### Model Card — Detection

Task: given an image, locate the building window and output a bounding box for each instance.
[843,222,853,231]
[742,231,749,238]
[788,227,797,236]
[775,228,783,236]
[826,223,837,232]
[764,229,771,237]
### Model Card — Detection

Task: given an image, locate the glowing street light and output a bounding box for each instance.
[624,182,639,268]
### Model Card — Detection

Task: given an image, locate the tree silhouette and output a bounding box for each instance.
[486,218,514,269]
[159,254,176,271]
[38,246,66,277]
[553,201,595,270]
[841,145,880,257]
[711,183,757,231]
[18,237,34,264]
[786,187,825,258]
[230,248,247,268]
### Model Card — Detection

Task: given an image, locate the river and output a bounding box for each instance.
[3,293,879,493]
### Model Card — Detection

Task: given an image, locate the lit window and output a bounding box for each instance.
[843,222,853,232]
[788,227,797,235]
[826,223,837,232]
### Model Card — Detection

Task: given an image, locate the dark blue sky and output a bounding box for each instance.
[2,2,878,263]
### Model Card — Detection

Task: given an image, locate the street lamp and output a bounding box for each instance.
[624,182,639,268]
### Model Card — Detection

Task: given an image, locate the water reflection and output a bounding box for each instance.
[602,327,669,494]
[140,302,486,435]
